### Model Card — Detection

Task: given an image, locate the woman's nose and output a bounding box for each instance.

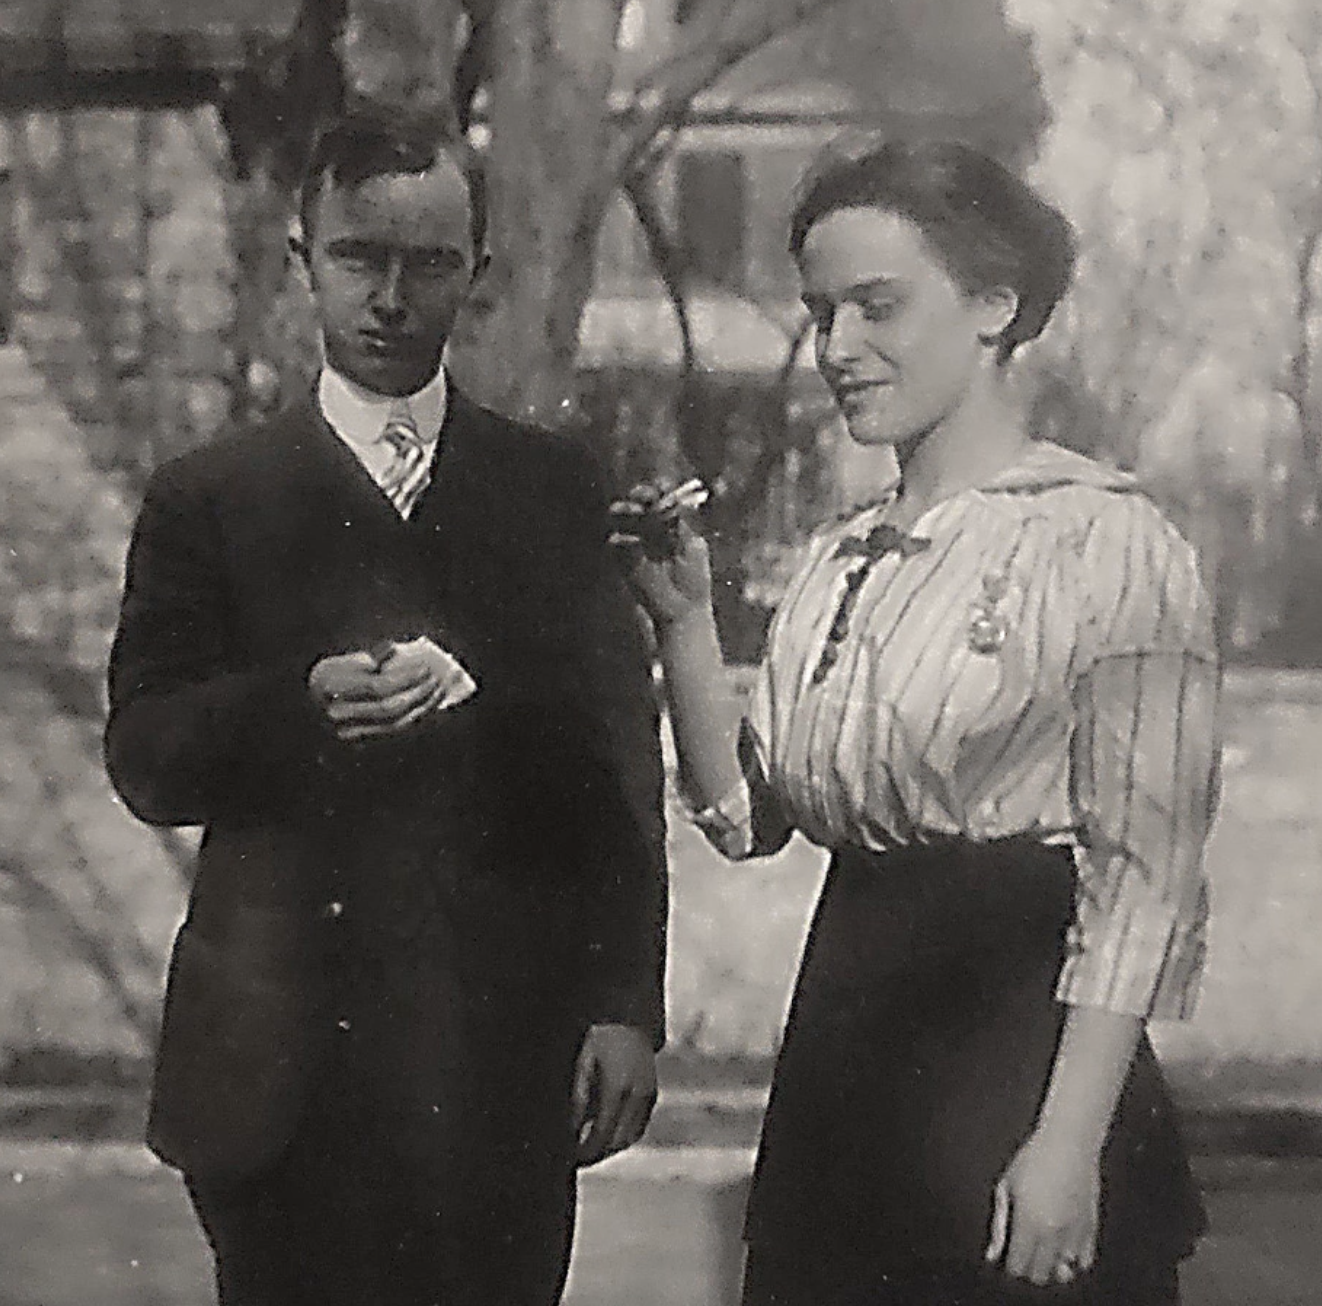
[820,304,863,366]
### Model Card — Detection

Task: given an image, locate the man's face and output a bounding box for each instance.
[305,154,475,396]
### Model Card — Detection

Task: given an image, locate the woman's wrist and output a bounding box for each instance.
[1029,1107,1109,1163]
[652,601,719,647]
[1032,1006,1143,1161]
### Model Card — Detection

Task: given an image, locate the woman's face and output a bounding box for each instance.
[797,206,1011,450]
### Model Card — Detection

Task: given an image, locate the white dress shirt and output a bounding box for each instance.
[317,365,448,516]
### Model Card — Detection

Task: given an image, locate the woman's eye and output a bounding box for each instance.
[861,300,899,323]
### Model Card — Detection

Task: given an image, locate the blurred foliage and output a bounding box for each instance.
[1007,0,1322,660]
[750,0,1048,163]
[5,0,1322,706]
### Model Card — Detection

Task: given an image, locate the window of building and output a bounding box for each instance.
[617,0,647,50]
[676,149,747,291]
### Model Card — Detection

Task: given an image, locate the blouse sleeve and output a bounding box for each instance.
[1056,494,1221,1020]
[685,664,794,861]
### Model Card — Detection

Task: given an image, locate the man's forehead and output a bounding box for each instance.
[315,157,471,242]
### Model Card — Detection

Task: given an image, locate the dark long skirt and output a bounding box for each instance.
[742,838,1206,1306]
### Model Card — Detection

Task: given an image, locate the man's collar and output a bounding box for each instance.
[317,364,448,450]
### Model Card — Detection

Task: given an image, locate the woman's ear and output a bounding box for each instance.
[977,287,1020,345]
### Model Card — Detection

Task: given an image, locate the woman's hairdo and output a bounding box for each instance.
[788,136,1077,358]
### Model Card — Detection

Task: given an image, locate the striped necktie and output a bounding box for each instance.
[379,411,432,518]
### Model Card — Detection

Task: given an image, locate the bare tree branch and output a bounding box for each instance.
[1292,228,1322,500]
[10,120,136,475]
[219,0,348,186]
[1287,15,1322,500]
[0,854,158,1045]
[455,0,497,130]
[775,316,813,423]
[612,0,853,175]
[621,173,696,382]
[1,627,197,889]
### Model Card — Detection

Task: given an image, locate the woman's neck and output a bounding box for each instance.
[890,372,1030,527]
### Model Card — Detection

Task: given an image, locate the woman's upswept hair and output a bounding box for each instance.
[789,135,1076,359]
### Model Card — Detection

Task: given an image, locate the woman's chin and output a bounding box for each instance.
[842,415,901,448]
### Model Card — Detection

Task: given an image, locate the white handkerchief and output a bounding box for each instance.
[390,636,478,711]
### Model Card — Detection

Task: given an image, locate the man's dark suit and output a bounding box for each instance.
[105,386,666,1304]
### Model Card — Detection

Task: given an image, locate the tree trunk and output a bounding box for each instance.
[319,0,856,426]
[448,0,626,426]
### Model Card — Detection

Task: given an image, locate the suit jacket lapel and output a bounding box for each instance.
[283,383,490,532]
[284,391,413,529]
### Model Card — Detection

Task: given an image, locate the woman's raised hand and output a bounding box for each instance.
[608,479,714,631]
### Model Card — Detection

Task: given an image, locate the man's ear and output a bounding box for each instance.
[287,214,312,267]
[288,220,315,294]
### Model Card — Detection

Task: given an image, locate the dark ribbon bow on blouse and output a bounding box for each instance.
[832,521,932,562]
[813,522,932,686]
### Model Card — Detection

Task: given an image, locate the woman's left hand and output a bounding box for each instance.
[985,1125,1101,1287]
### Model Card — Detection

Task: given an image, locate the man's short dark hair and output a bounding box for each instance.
[297,114,485,254]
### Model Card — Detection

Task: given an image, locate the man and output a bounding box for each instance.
[105,117,667,1306]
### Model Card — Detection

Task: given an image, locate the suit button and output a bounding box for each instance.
[324,901,344,920]
[337,1018,352,1031]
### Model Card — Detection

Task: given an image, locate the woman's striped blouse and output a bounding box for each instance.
[699,441,1220,1021]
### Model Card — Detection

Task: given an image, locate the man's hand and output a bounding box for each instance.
[308,648,445,742]
[571,1024,657,1167]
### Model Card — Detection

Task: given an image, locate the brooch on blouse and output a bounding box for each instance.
[811,523,931,686]
[968,570,1010,655]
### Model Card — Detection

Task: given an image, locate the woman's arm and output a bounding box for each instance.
[609,490,751,843]
[991,498,1220,1288]
[1036,1007,1144,1160]
[987,1006,1142,1284]
[654,604,745,816]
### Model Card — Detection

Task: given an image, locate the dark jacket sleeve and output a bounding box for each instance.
[104,461,329,827]
[545,435,668,1048]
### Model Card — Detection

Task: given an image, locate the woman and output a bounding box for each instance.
[611,138,1218,1306]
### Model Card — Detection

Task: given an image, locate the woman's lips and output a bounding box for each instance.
[838,380,892,405]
